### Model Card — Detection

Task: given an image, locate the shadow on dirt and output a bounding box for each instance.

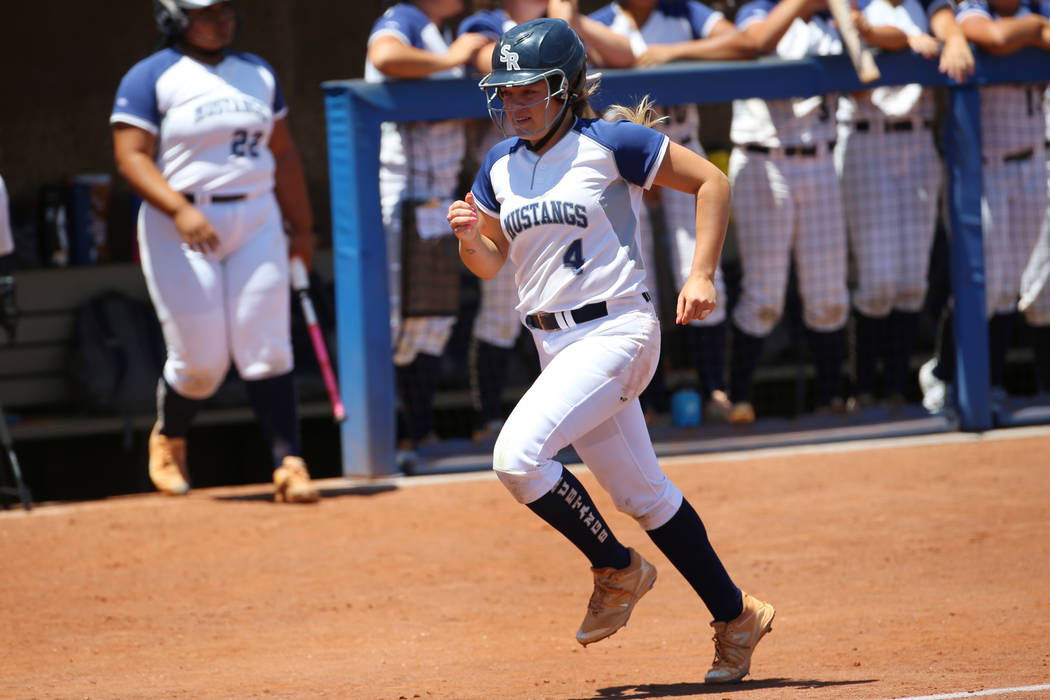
[212,482,398,502]
[570,677,877,699]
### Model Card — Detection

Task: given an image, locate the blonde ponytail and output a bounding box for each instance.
[603,95,667,129]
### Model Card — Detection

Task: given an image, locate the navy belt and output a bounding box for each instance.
[853,119,934,133]
[183,193,247,204]
[525,292,651,331]
[744,142,835,157]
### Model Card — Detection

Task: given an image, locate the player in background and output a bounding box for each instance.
[920,0,1049,415]
[835,0,974,410]
[366,1,489,459]
[448,18,775,684]
[458,0,635,443]
[110,0,319,502]
[1018,85,1050,396]
[589,0,757,423]
[724,0,850,423]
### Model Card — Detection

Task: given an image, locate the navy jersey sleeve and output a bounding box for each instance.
[582,119,670,189]
[458,9,505,39]
[110,49,181,133]
[471,139,518,216]
[369,3,428,48]
[956,0,990,17]
[588,4,618,25]
[916,0,957,18]
[735,0,776,28]
[658,1,723,39]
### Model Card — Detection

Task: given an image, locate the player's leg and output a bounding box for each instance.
[492,308,661,643]
[394,316,456,452]
[727,149,795,421]
[226,195,317,502]
[982,161,1020,399]
[469,264,520,441]
[634,200,671,423]
[794,155,850,412]
[838,127,895,403]
[887,135,943,402]
[138,203,233,494]
[663,151,731,418]
[1019,155,1050,394]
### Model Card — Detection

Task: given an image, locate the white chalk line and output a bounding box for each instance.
[887,683,1050,699]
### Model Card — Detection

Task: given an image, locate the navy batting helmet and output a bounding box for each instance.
[479,18,588,140]
[153,0,232,37]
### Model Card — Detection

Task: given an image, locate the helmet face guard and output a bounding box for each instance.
[477,18,586,142]
[154,0,235,39]
[479,69,570,138]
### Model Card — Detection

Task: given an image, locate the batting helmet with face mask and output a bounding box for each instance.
[478,18,588,147]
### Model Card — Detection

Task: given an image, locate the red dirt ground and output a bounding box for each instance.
[3,428,1049,700]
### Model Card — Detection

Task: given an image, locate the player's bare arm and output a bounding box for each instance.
[111,124,219,254]
[852,10,910,50]
[636,19,758,65]
[959,13,1047,54]
[744,0,828,54]
[652,142,730,325]
[448,193,507,280]
[548,0,636,67]
[930,8,975,81]
[368,33,490,79]
[269,117,314,270]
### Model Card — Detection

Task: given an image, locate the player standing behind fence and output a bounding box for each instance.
[725,0,850,423]
[365,1,489,460]
[110,0,319,502]
[1019,86,1050,396]
[920,0,1049,414]
[589,0,757,423]
[835,0,974,411]
[457,0,634,443]
[448,17,775,684]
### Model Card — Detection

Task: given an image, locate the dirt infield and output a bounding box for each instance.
[3,428,1050,700]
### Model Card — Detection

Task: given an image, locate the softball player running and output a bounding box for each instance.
[448,18,774,684]
[727,0,850,422]
[366,1,489,455]
[458,0,635,442]
[835,0,968,408]
[110,0,318,502]
[590,0,756,421]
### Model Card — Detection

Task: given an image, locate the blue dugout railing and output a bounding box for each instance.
[323,48,1050,477]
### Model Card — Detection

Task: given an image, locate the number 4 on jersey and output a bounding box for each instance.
[563,238,584,275]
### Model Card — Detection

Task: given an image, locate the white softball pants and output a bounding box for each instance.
[1018,152,1050,326]
[729,145,850,337]
[138,193,292,399]
[981,143,1047,317]
[835,125,942,317]
[492,301,683,531]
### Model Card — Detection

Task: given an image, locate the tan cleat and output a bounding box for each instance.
[576,547,657,646]
[273,456,320,503]
[704,592,775,684]
[148,423,190,495]
[727,401,756,425]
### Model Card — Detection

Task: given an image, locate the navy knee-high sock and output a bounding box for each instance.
[469,339,512,428]
[1033,325,1050,393]
[244,371,301,469]
[156,378,203,438]
[729,324,765,403]
[646,498,742,622]
[885,311,919,397]
[689,321,727,397]
[397,353,441,444]
[988,313,1014,388]
[852,312,884,397]
[526,467,632,570]
[805,327,847,406]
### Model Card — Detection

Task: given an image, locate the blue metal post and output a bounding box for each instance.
[323,86,397,476]
[943,85,991,431]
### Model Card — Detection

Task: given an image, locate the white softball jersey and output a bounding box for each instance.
[110,48,285,200]
[471,117,669,320]
[731,0,842,147]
